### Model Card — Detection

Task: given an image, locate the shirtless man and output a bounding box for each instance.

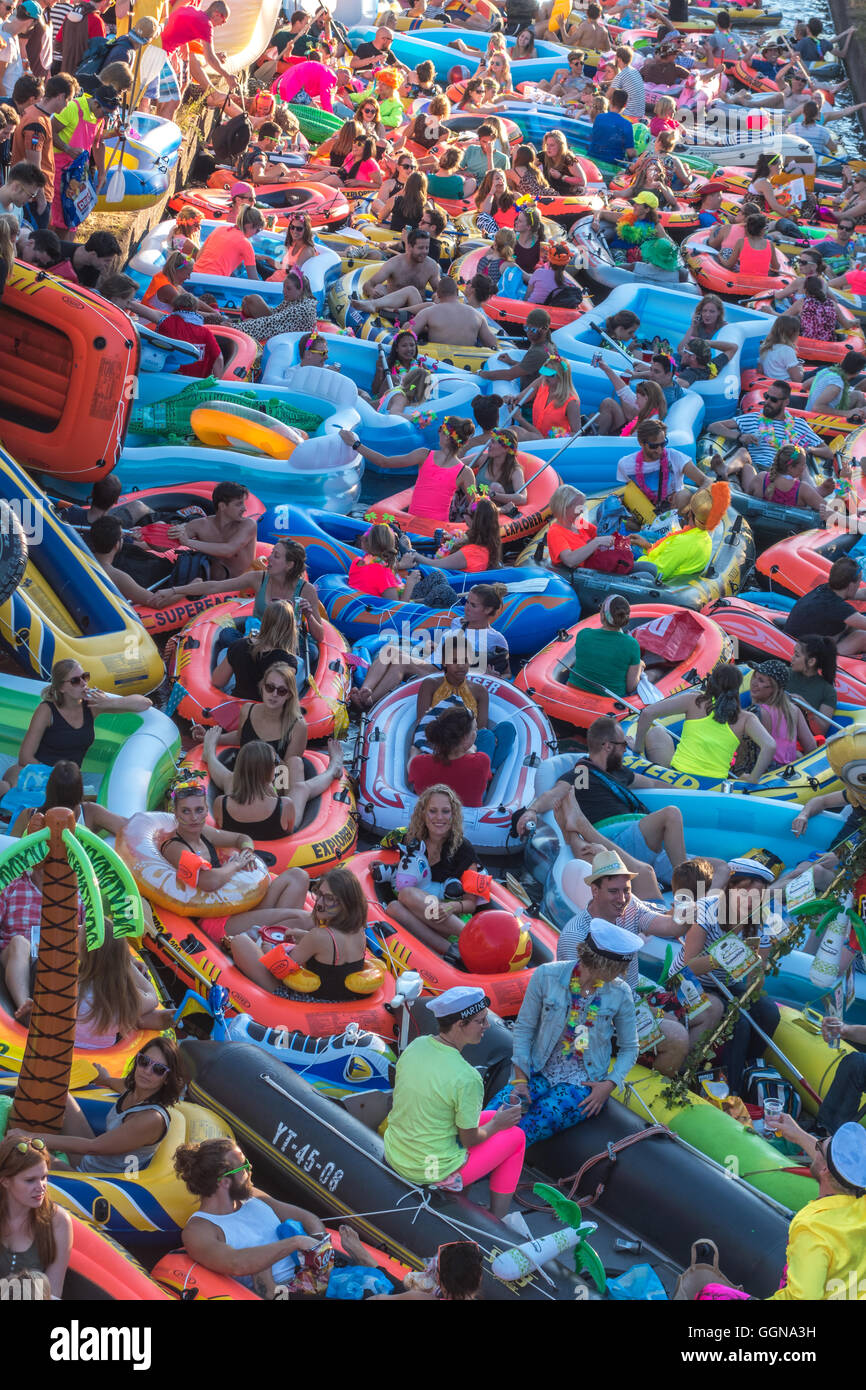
[353,228,440,312]
[411,276,499,348]
[168,481,257,580]
[87,515,192,610]
[560,2,610,58]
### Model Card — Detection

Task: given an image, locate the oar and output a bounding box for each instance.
[786,691,848,735]
[708,971,823,1107]
[588,319,634,369]
[105,40,145,204]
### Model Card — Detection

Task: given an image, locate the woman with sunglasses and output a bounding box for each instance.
[186,539,324,652]
[205,735,344,843]
[517,355,581,439]
[228,866,370,1001]
[324,118,364,171]
[210,661,307,769]
[275,212,316,276]
[10,1038,185,1174]
[352,94,386,145]
[0,660,151,798]
[0,1134,72,1297]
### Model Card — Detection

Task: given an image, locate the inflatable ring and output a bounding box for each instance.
[117,811,270,916]
[0,498,27,606]
[190,402,305,459]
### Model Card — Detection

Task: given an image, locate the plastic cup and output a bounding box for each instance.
[762,1098,784,1137]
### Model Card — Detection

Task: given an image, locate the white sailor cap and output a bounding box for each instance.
[826,1123,866,1194]
[727,857,777,885]
[585,919,643,961]
[426,986,490,1020]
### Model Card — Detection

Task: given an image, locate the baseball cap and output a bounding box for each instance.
[230,181,255,200]
[17,2,40,16]
[92,84,120,111]
[634,191,659,209]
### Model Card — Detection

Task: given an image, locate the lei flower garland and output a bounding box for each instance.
[561,974,602,1058]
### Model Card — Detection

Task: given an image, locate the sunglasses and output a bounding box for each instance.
[12,1138,46,1152]
[315,890,338,906]
[222,1159,252,1178]
[764,393,785,403]
[307,345,327,357]
[136,1054,170,1076]
[362,106,376,113]
[289,221,305,230]
[644,438,666,449]
[67,671,90,686]
[263,681,289,695]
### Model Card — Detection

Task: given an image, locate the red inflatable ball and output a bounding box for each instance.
[448,64,470,84]
[459,910,531,975]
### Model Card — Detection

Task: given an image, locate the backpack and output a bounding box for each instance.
[211,112,252,164]
[75,33,113,81]
[171,551,211,586]
[544,285,584,308]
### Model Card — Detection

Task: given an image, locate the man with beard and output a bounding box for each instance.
[715,378,837,472]
[175,1138,327,1299]
[762,1120,866,1300]
[516,715,704,899]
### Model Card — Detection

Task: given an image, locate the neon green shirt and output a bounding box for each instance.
[383,1034,483,1184]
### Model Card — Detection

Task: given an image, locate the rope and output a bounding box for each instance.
[517,1124,671,1212]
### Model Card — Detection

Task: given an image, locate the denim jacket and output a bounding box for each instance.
[512,961,639,1089]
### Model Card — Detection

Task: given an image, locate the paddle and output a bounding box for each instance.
[104,40,146,205]
[708,971,823,1107]
[588,318,635,369]
[786,691,848,735]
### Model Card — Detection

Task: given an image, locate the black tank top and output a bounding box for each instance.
[238,709,294,758]
[215,795,286,840]
[164,832,221,867]
[34,702,95,767]
[514,238,541,273]
[311,926,367,1000]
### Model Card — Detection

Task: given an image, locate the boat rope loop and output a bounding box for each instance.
[519,1124,672,1211]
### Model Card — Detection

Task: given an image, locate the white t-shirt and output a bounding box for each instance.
[758,344,800,381]
[0,23,22,99]
[616,445,690,495]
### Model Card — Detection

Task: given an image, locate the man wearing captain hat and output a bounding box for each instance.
[486,921,641,1147]
[384,986,530,1235]
[558,851,701,1078]
[767,1117,866,1299]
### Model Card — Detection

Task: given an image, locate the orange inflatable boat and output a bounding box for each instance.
[366,458,559,546]
[682,226,795,298]
[143,902,397,1037]
[171,599,350,738]
[181,740,358,877]
[350,849,557,1019]
[748,293,865,363]
[516,604,731,731]
[0,261,137,481]
[755,527,864,599]
[66,1217,172,1299]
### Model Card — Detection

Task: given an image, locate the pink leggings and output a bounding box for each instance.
[456,1110,526,1196]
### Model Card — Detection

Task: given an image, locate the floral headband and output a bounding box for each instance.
[491,428,516,451]
[442,419,464,447]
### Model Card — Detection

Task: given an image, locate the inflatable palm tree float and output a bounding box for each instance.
[0,807,144,1133]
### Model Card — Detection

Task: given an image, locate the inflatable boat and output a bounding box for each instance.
[0,451,163,695]
[0,262,137,482]
[552,279,770,371]
[451,246,595,332]
[261,336,485,459]
[170,598,349,739]
[350,848,558,1018]
[143,905,397,1037]
[365,459,558,546]
[315,568,581,660]
[181,740,358,877]
[567,215,698,293]
[756,524,864,600]
[516,604,732,731]
[180,1035,792,1298]
[681,225,796,298]
[518,492,755,613]
[0,1090,233,1245]
[168,182,351,231]
[705,592,866,706]
[104,112,182,173]
[129,219,341,314]
[118,369,363,512]
[356,673,554,851]
[65,1216,172,1300]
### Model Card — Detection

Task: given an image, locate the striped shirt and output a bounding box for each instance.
[608,65,646,121]
[734,411,822,470]
[557,899,659,990]
[669,894,771,984]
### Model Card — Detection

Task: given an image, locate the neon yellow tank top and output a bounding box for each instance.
[670,713,740,780]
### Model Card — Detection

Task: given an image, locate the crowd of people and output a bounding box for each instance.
[2,0,866,1310]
